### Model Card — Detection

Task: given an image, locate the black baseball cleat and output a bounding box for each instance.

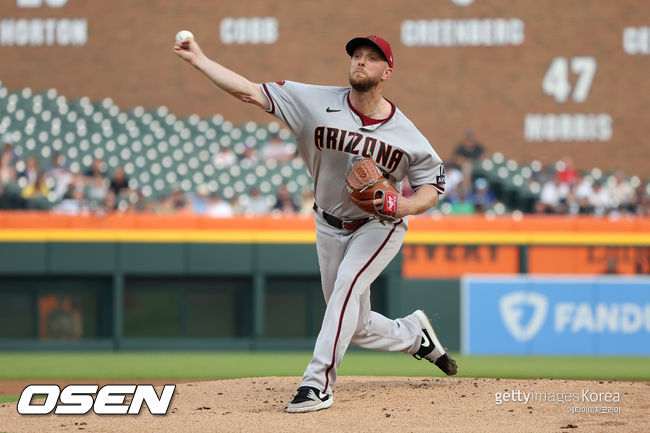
[412,309,458,376]
[285,386,334,413]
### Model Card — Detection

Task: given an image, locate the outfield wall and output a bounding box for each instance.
[0,240,400,351]
[462,276,650,356]
[0,213,648,352]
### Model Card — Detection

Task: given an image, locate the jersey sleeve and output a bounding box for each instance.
[408,141,446,195]
[260,80,310,136]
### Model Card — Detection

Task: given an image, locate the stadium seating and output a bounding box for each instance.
[1,83,647,215]
[0,84,312,210]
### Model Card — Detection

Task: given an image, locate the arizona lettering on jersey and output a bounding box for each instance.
[261,80,444,217]
[314,127,404,173]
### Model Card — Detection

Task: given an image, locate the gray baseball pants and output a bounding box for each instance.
[301,211,422,394]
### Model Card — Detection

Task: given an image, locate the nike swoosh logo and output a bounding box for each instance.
[318,391,329,399]
[326,107,341,112]
[421,332,431,348]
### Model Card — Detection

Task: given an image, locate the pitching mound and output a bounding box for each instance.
[0,376,647,432]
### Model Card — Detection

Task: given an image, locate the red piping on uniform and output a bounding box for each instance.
[346,92,396,127]
[323,219,403,392]
[261,83,275,114]
[412,183,445,194]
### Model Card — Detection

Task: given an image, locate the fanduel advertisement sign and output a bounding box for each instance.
[462,277,650,355]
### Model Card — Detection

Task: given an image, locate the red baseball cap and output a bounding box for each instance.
[345,35,394,68]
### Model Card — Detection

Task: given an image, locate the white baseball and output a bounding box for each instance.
[175,30,194,43]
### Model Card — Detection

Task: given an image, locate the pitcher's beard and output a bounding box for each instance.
[349,73,380,92]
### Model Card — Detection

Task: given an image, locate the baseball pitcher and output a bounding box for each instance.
[174,33,457,413]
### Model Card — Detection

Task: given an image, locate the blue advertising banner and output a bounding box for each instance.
[462,276,650,355]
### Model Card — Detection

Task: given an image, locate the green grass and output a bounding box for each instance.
[0,352,648,381]
[0,395,18,404]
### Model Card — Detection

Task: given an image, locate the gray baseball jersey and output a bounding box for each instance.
[261,81,445,218]
[261,80,445,395]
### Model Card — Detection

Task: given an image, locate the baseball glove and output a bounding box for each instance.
[346,158,400,221]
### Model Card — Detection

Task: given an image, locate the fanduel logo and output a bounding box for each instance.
[499,291,548,342]
[17,384,176,415]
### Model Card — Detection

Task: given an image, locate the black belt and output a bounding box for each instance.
[313,203,370,231]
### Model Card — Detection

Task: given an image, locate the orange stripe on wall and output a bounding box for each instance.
[0,211,316,231]
[528,246,650,275]
[1,212,648,232]
[402,245,520,278]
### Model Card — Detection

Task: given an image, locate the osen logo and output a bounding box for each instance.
[17,384,176,415]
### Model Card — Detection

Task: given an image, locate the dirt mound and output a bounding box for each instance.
[0,376,647,432]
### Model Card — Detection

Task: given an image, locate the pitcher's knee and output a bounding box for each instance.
[354,318,370,335]
[333,271,357,291]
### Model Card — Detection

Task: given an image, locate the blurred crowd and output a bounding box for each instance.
[532,157,649,216]
[1,131,649,217]
[439,130,650,216]
[0,133,315,217]
[438,130,495,214]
